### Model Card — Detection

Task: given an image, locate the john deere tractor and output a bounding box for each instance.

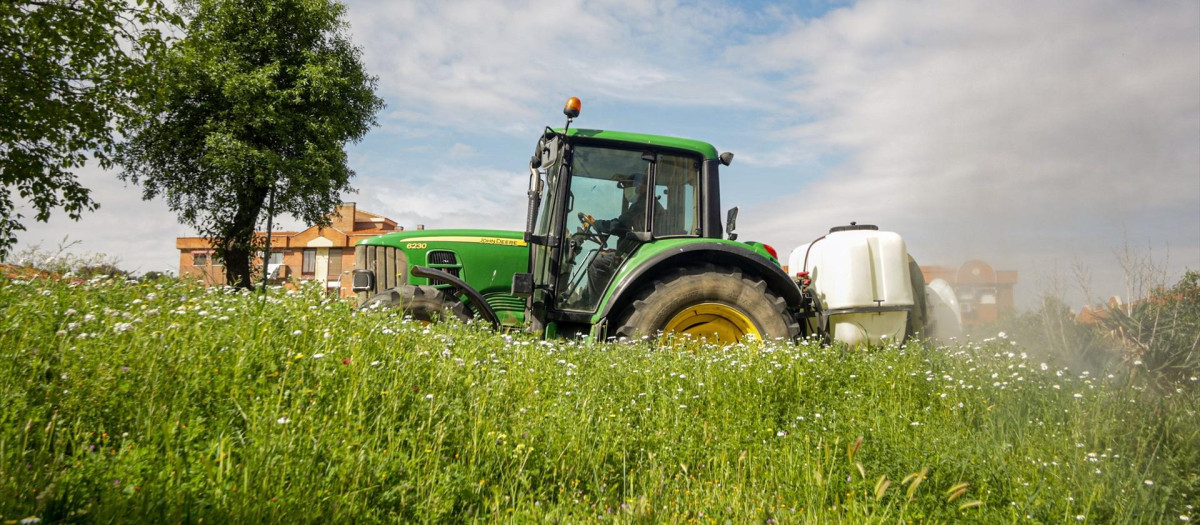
[352,97,930,344]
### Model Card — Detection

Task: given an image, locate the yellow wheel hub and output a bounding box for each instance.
[662,302,761,344]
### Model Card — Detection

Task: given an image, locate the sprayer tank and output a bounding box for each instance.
[789,227,915,345]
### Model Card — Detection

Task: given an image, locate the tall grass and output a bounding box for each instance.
[1,275,1196,522]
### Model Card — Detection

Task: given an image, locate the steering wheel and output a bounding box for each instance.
[573,212,605,244]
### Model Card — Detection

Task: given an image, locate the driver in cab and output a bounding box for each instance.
[583,171,664,298]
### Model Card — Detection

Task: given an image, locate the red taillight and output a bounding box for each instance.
[762,243,778,260]
[796,271,809,278]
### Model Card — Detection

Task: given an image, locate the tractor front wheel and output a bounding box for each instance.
[362,285,471,323]
[614,265,800,344]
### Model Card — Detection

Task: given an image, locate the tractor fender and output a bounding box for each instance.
[595,241,804,325]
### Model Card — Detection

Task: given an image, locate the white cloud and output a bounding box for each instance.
[447,142,477,158]
[349,166,528,231]
[343,0,764,133]
[733,0,1200,308]
[12,164,189,274]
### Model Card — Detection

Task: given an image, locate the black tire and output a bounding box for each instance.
[362,285,471,323]
[906,256,928,340]
[613,265,800,343]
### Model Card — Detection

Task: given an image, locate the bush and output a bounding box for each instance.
[1098,270,1200,385]
[0,238,125,277]
[1000,270,1199,388]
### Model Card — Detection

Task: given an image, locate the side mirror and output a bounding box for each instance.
[725,206,739,241]
[530,137,545,169]
[523,161,543,243]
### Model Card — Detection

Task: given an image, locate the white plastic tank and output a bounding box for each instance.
[788,224,915,346]
[925,278,963,339]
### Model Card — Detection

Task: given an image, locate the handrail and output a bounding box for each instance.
[409,266,501,330]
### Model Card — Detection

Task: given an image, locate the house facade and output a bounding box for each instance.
[177,203,406,296]
[920,260,1018,326]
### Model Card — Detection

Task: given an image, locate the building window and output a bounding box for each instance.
[193,253,208,266]
[302,249,316,276]
[327,248,342,278]
[269,251,283,265]
[212,253,224,267]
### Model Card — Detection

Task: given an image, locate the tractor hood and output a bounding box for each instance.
[358,228,528,248]
[354,228,530,326]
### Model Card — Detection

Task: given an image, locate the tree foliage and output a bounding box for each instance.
[0,0,179,259]
[118,0,383,288]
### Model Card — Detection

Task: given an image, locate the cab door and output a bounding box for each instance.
[552,146,654,313]
[525,136,567,331]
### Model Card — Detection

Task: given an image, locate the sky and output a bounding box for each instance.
[12,0,1200,311]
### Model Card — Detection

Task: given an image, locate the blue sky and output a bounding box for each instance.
[14,0,1200,311]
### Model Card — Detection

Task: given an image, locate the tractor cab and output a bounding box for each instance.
[517,98,730,336]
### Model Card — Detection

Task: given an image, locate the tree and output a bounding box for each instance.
[0,0,179,259]
[118,0,383,289]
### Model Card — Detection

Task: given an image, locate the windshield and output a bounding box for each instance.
[556,146,651,311]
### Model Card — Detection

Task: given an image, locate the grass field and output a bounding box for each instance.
[1,275,1196,523]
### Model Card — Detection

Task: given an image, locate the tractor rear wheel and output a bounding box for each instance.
[614,265,800,344]
[362,285,471,323]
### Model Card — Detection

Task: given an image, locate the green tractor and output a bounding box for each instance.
[352,97,922,344]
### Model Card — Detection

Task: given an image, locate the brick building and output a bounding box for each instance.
[920,260,1018,326]
[177,203,404,296]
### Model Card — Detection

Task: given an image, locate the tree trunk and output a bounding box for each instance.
[222,185,269,289]
[225,244,255,289]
